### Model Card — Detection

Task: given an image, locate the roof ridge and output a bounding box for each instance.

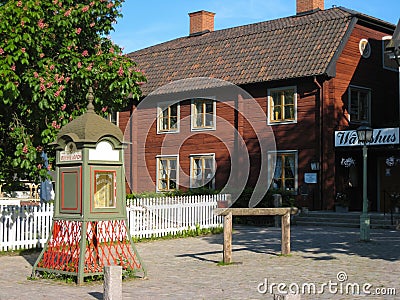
[128,6,395,95]
[130,7,351,57]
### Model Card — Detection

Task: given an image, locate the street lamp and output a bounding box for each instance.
[356,125,373,241]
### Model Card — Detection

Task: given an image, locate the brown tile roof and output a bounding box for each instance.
[128,7,392,96]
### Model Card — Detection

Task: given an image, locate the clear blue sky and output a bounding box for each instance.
[110,0,399,54]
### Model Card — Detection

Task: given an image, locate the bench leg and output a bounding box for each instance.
[223,212,232,263]
[281,212,290,255]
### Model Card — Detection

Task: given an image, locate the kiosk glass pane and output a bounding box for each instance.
[94,171,116,208]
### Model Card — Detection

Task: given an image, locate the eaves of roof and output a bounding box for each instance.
[128,7,396,96]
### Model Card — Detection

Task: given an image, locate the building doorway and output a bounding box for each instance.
[378,157,400,212]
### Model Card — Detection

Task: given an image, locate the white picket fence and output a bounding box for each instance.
[0,194,225,251]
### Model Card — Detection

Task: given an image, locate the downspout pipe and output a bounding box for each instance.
[313,76,323,210]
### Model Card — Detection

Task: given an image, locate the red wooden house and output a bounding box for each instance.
[120,0,399,211]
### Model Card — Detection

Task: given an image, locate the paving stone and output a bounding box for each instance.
[0,225,399,300]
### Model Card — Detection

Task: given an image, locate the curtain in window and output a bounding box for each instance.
[169,159,177,189]
[158,158,177,191]
[287,156,295,177]
[205,102,213,126]
[285,155,295,190]
[195,102,203,127]
[160,160,167,178]
[273,156,282,189]
[191,156,215,188]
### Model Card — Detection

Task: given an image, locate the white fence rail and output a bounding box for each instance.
[0,194,225,251]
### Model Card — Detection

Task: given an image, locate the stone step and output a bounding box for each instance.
[295,217,360,223]
[295,216,397,224]
[294,220,397,230]
[293,211,400,230]
[294,220,360,228]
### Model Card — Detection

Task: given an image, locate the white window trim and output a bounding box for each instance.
[189,153,216,189]
[157,101,180,134]
[267,86,298,125]
[348,85,371,125]
[156,155,179,192]
[107,111,119,126]
[191,98,217,131]
[382,36,399,72]
[267,150,298,192]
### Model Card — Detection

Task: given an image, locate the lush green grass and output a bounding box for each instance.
[0,247,41,257]
[131,225,223,243]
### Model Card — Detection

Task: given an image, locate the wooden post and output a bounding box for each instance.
[281,212,290,255]
[214,207,298,261]
[223,211,232,263]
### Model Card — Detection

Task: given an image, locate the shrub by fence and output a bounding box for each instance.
[0,194,225,251]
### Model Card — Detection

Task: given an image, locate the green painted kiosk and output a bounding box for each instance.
[32,88,145,283]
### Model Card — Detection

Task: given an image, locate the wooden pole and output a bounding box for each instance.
[214,207,298,261]
[223,211,232,263]
[281,212,290,255]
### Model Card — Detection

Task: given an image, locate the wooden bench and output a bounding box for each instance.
[214,207,298,263]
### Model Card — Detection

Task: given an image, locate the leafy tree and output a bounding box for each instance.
[0,0,144,187]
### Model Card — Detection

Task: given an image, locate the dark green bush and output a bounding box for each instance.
[126,188,219,199]
[232,187,296,208]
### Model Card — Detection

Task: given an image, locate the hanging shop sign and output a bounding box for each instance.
[341,157,355,167]
[386,156,400,167]
[335,127,399,147]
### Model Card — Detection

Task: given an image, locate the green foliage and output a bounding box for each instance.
[232,187,296,226]
[122,268,136,280]
[0,0,145,184]
[171,187,220,196]
[131,225,223,243]
[31,271,102,284]
[126,191,165,199]
[217,261,235,266]
[232,187,296,208]
[126,188,219,199]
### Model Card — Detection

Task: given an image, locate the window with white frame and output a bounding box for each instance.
[268,86,297,124]
[190,154,215,189]
[269,151,297,192]
[106,111,118,126]
[156,156,178,192]
[348,86,371,124]
[191,99,216,130]
[157,102,179,133]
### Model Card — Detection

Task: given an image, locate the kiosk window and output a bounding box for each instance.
[94,171,116,208]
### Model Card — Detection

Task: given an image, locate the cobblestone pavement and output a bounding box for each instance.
[0,225,399,300]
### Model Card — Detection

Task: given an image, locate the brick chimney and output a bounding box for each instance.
[189,10,215,36]
[296,0,324,14]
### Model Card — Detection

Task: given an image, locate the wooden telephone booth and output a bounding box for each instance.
[32,88,145,283]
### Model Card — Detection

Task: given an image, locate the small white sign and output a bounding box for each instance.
[60,150,82,162]
[304,173,317,184]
